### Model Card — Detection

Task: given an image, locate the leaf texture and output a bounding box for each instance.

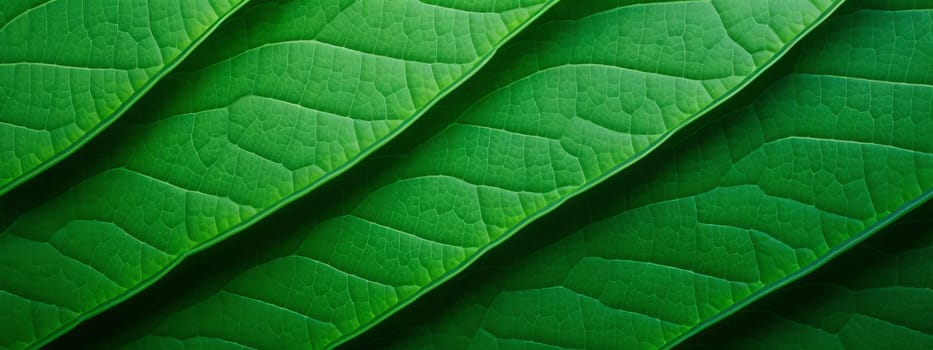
[0,0,248,195]
[345,2,933,349]
[0,1,556,349]
[89,1,844,349]
[683,202,933,349]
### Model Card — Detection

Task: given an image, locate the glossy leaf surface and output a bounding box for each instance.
[0,0,247,195]
[0,1,555,348]
[92,1,843,349]
[349,2,933,349]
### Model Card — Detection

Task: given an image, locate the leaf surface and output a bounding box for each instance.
[683,202,933,349]
[344,2,933,349]
[0,1,555,348]
[88,1,843,349]
[0,0,248,195]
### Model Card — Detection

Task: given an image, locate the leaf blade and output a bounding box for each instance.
[79,1,844,349]
[0,1,557,349]
[684,202,933,349]
[346,3,933,349]
[0,0,249,196]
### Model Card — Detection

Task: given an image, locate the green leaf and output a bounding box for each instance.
[341,2,933,349]
[84,1,843,349]
[0,1,555,349]
[0,0,248,195]
[682,202,933,349]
